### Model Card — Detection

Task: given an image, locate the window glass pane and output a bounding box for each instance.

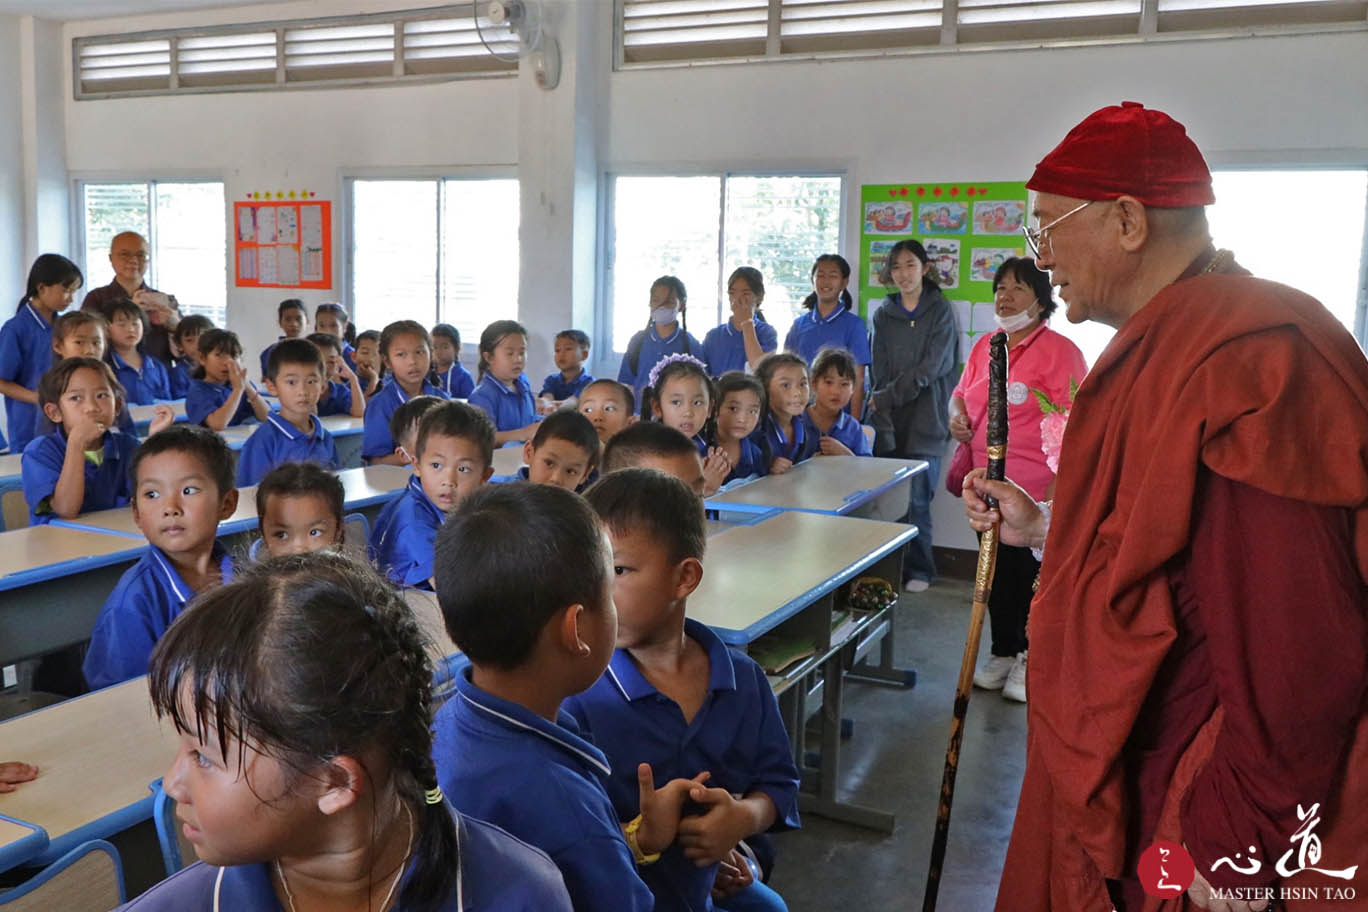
[350,180,438,333]
[153,182,227,326]
[723,175,843,344]
[610,176,722,353]
[82,183,150,292]
[440,179,520,344]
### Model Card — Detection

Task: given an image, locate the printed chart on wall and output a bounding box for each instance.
[234,200,332,289]
[859,182,1027,353]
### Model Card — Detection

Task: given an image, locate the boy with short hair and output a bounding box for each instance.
[83,425,238,689]
[540,329,594,403]
[494,409,600,491]
[255,461,345,558]
[259,298,307,380]
[235,338,339,487]
[388,394,444,465]
[578,378,637,445]
[601,421,706,496]
[433,483,699,912]
[307,332,366,418]
[168,314,213,399]
[574,469,801,912]
[368,400,493,588]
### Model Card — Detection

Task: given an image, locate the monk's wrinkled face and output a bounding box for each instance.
[1031,192,1118,327]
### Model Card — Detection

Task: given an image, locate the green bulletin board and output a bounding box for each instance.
[858,181,1028,349]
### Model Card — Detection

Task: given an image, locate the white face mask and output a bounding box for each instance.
[651,305,678,327]
[994,307,1037,333]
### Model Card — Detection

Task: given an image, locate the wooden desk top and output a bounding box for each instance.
[706,456,926,515]
[0,525,146,585]
[128,401,187,424]
[0,453,24,482]
[0,815,46,871]
[492,446,522,476]
[688,510,915,644]
[319,416,365,436]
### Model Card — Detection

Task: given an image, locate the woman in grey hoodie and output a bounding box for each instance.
[868,239,961,591]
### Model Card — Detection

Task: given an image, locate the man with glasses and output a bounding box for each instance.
[81,230,182,364]
[964,103,1368,911]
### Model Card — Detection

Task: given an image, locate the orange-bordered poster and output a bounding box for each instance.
[233,200,332,289]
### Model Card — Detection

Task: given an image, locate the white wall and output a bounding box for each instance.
[0,16,26,308]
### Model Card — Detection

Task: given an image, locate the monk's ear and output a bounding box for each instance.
[1113,196,1150,253]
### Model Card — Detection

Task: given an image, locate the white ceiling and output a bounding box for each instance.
[0,0,288,20]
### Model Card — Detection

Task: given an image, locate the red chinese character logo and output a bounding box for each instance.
[1138,841,1195,898]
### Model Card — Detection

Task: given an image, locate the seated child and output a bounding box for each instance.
[122,551,571,911]
[315,301,356,367]
[749,353,818,476]
[540,329,594,403]
[433,484,700,912]
[102,297,171,405]
[388,393,444,465]
[494,409,600,491]
[572,470,801,912]
[308,331,365,418]
[21,358,139,524]
[167,314,213,399]
[430,322,475,398]
[362,321,448,466]
[368,400,492,589]
[235,339,339,487]
[352,329,383,398]
[187,329,269,429]
[707,372,767,483]
[255,462,344,558]
[83,426,238,689]
[647,354,729,495]
[258,297,307,380]
[468,320,541,447]
[578,378,636,446]
[43,312,157,438]
[804,348,872,456]
[601,421,706,497]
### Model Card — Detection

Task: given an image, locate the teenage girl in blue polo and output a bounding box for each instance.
[618,275,701,410]
[783,254,870,418]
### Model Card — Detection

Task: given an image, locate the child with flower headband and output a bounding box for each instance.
[646,353,731,495]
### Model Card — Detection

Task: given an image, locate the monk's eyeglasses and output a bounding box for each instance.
[1024,201,1093,258]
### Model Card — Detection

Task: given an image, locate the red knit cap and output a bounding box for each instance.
[1027,102,1215,207]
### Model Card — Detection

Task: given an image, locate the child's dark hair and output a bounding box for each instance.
[316,302,355,345]
[993,256,1057,320]
[645,354,714,427]
[555,329,590,351]
[647,275,688,333]
[726,266,768,323]
[356,329,380,347]
[101,297,146,335]
[255,462,345,527]
[20,254,82,312]
[147,552,459,912]
[876,239,942,290]
[173,314,214,350]
[802,254,853,311]
[389,395,444,451]
[586,468,705,564]
[583,378,634,415]
[38,357,123,412]
[52,311,106,350]
[277,298,305,319]
[601,421,699,474]
[755,351,809,406]
[416,401,495,469]
[476,319,528,380]
[131,424,235,498]
[266,338,324,380]
[811,347,858,384]
[430,323,461,350]
[434,484,608,670]
[379,320,432,362]
[306,331,342,356]
[712,371,767,440]
[531,410,601,470]
[193,329,243,381]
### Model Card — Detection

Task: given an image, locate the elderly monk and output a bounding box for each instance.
[965,102,1368,912]
[81,230,181,364]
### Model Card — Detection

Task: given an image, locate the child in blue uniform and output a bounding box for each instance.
[804,348,872,456]
[388,394,444,465]
[314,301,356,367]
[362,320,447,465]
[1,254,82,453]
[432,484,702,912]
[368,401,493,589]
[701,267,778,377]
[83,426,238,689]
[117,551,571,912]
[235,339,339,486]
[541,328,595,402]
[21,358,139,524]
[707,372,767,484]
[618,275,701,407]
[307,331,366,417]
[257,297,307,380]
[493,409,600,491]
[103,297,171,405]
[600,421,708,497]
[750,353,818,475]
[468,319,541,447]
[167,314,213,399]
[429,323,475,398]
[40,312,161,439]
[254,461,344,558]
[573,470,801,912]
[352,329,382,399]
[646,354,730,496]
[187,329,270,429]
[783,254,870,417]
[578,378,637,447]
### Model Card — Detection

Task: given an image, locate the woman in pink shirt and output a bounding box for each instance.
[949,257,1086,702]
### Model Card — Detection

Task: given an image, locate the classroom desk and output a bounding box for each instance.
[0,815,47,875]
[492,445,522,477]
[128,400,187,433]
[706,455,926,519]
[0,677,175,865]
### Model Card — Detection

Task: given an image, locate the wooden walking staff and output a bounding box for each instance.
[923,331,1009,912]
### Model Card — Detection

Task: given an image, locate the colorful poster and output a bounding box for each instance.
[864,201,915,235]
[233,200,332,289]
[970,248,1022,283]
[973,200,1026,235]
[918,202,968,234]
[925,239,960,290]
[868,240,896,285]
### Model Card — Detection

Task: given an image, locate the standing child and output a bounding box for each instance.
[258,298,307,380]
[368,400,493,589]
[783,255,870,418]
[578,379,637,446]
[314,301,356,367]
[254,462,344,558]
[750,353,818,476]
[468,319,541,447]
[707,372,767,483]
[82,426,238,689]
[701,267,778,377]
[235,339,339,486]
[1,254,83,453]
[429,323,475,398]
[618,276,701,405]
[804,348,873,457]
[362,320,448,466]
[21,358,139,524]
[647,354,730,495]
[307,332,366,418]
[186,329,270,430]
[494,409,600,491]
[122,552,572,911]
[541,329,595,403]
[167,314,214,399]
[103,298,172,405]
[352,329,383,398]
[574,470,801,912]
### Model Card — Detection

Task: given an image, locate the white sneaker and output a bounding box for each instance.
[904,578,930,593]
[973,655,1016,690]
[1002,651,1028,703]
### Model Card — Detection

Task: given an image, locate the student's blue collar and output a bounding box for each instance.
[405,474,447,522]
[147,544,233,605]
[264,411,318,441]
[110,350,134,371]
[817,303,846,324]
[481,373,520,395]
[722,317,758,338]
[650,324,682,345]
[210,847,449,911]
[765,411,806,457]
[23,302,51,329]
[604,618,736,701]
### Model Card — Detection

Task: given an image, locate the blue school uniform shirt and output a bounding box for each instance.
[539,369,594,402]
[0,302,56,452]
[362,378,447,462]
[704,435,766,484]
[468,373,538,432]
[617,324,702,401]
[803,409,872,456]
[258,337,284,379]
[235,412,339,487]
[316,379,354,417]
[783,305,872,366]
[700,318,778,377]
[490,465,530,485]
[83,545,234,690]
[563,619,801,912]
[21,428,139,525]
[434,669,655,912]
[367,474,443,588]
[112,804,572,911]
[432,362,475,399]
[186,379,255,427]
[167,360,192,399]
[750,412,818,468]
[109,350,172,405]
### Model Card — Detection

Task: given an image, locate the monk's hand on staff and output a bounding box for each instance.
[1186,869,1271,912]
[962,468,1047,550]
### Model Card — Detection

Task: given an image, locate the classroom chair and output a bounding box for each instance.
[245,512,371,563]
[150,781,195,877]
[0,839,126,910]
